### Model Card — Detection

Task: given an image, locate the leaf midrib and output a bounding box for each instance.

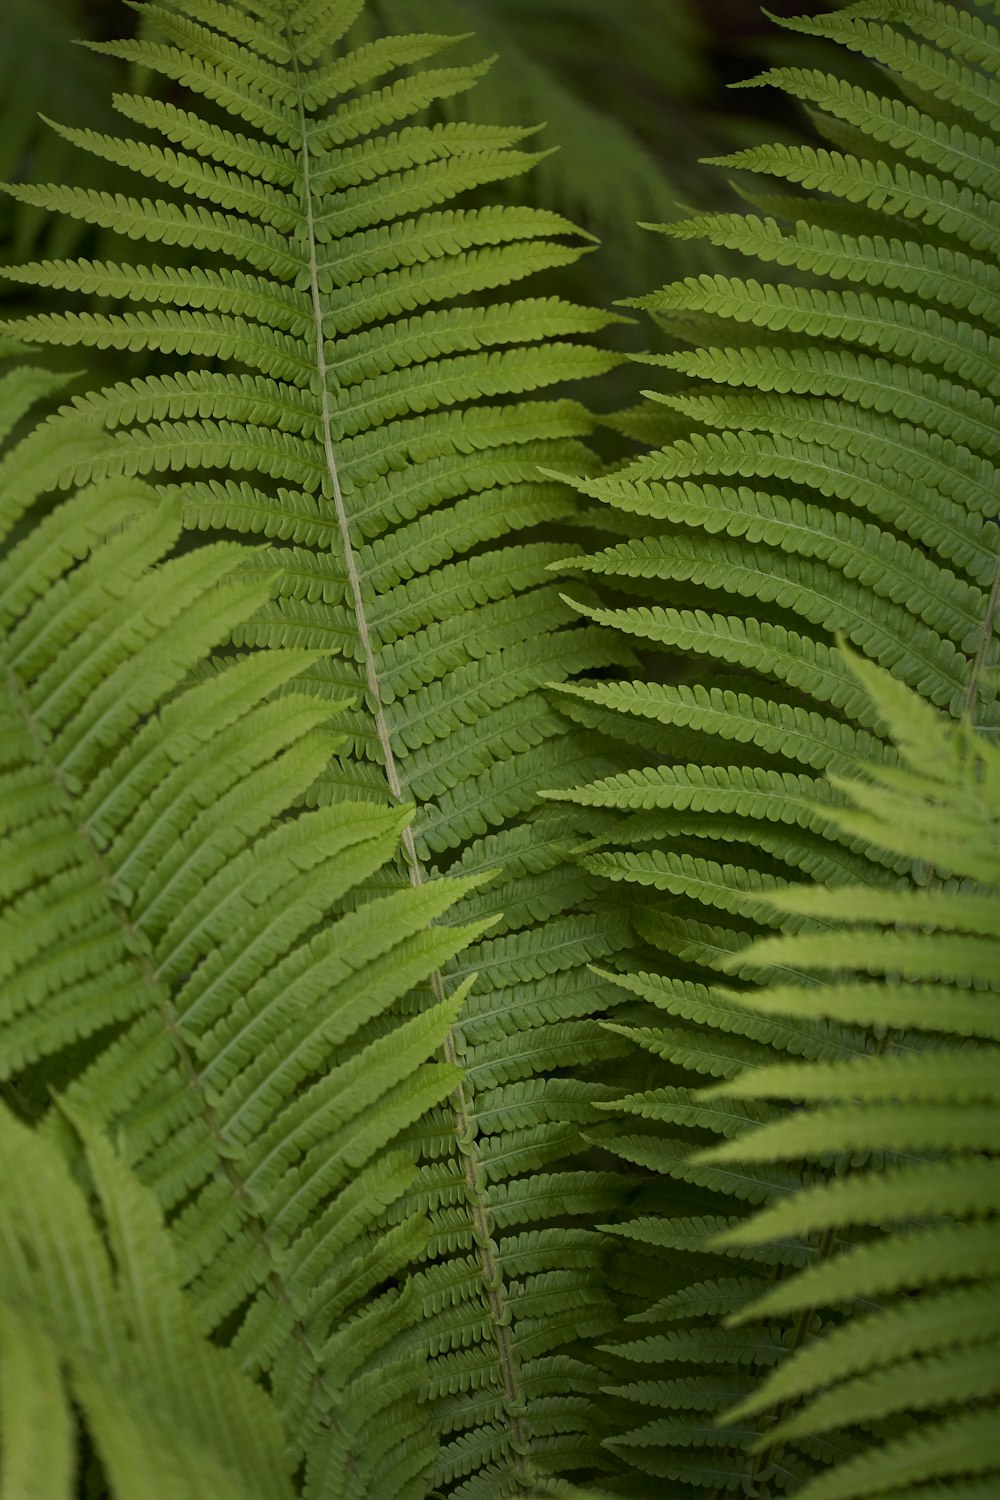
[285,12,534,1490]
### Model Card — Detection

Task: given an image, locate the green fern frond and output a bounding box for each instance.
[0,3,641,1490]
[8,2,999,1495]
[0,1101,295,1500]
[1,358,498,1498]
[697,656,1000,1499]
[554,1,1000,1490]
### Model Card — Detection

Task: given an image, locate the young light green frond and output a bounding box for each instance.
[0,361,515,1498]
[0,1102,295,1500]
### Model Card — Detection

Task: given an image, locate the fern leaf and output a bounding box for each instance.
[0,4,635,1489]
[555,3,1000,1489]
[698,659,1000,1497]
[0,359,506,1497]
[0,1101,295,1500]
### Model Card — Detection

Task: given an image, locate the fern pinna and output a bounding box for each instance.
[0,2,635,1497]
[548,0,1000,1493]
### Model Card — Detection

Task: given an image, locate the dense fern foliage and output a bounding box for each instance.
[550,0,1000,1492]
[2,1,999,1497]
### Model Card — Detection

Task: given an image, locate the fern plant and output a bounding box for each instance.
[696,650,1000,1500]
[0,2,643,1494]
[5,1,1000,1497]
[548,0,1000,1490]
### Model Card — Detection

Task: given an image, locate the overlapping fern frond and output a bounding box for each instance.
[0,1102,295,1500]
[549,0,1000,1490]
[700,652,1000,1500]
[1,359,493,1497]
[1,4,637,1492]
